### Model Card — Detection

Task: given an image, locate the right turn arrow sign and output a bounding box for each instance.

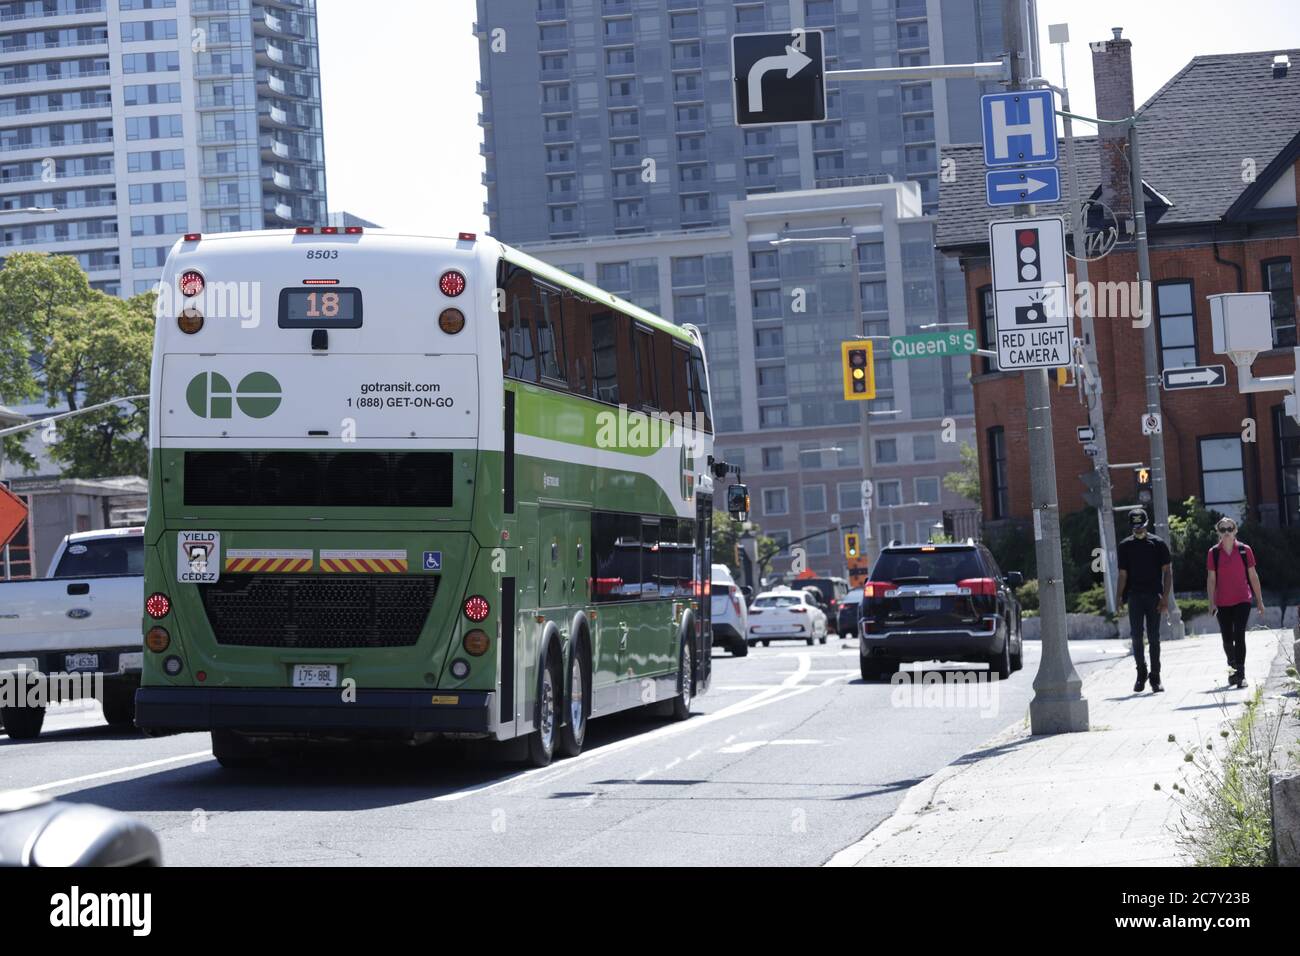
[1161,365,1227,390]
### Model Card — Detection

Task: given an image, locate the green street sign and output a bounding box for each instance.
[889,330,978,360]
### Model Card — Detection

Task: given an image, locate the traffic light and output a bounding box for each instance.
[1015,227,1041,282]
[844,533,860,560]
[841,340,875,401]
[1135,466,1152,504]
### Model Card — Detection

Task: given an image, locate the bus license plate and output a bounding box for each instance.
[292,665,338,688]
[65,653,99,672]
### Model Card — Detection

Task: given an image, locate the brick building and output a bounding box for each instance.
[936,38,1300,530]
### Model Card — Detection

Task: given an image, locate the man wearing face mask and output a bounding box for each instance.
[1116,509,1172,693]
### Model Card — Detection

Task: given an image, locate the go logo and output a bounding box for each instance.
[186,371,282,419]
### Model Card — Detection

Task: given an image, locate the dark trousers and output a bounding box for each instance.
[1216,602,1252,677]
[1128,591,1162,679]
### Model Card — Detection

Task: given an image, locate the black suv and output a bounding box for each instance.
[858,543,1024,680]
[798,577,849,635]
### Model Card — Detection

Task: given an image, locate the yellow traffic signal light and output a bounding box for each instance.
[841,340,876,401]
[844,533,860,560]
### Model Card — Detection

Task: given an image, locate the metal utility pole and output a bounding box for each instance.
[1005,0,1088,734]
[1036,27,1120,614]
[1128,123,1185,640]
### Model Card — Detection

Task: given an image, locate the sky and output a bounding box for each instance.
[317,0,1300,236]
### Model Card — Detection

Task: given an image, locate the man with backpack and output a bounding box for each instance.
[1116,509,1172,693]
[1207,517,1266,689]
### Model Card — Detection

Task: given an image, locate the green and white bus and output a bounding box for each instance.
[135,227,746,767]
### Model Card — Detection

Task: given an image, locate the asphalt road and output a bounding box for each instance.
[1,637,1128,866]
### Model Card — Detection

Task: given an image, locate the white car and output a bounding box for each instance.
[710,563,749,657]
[747,587,829,647]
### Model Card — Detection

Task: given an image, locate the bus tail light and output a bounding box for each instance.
[458,232,477,242]
[438,308,465,334]
[439,270,467,297]
[462,629,490,656]
[145,592,171,618]
[463,595,490,622]
[178,307,204,335]
[146,626,171,653]
[183,233,201,242]
[179,270,205,297]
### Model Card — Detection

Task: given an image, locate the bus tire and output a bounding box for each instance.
[527,649,562,767]
[558,634,590,759]
[0,705,45,741]
[656,632,694,722]
[211,729,266,769]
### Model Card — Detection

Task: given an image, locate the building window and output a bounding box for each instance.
[838,482,861,511]
[987,426,1008,519]
[1275,406,1300,526]
[877,480,902,507]
[878,522,905,545]
[759,404,787,428]
[1263,258,1295,348]
[913,434,936,461]
[1199,435,1246,523]
[915,476,940,505]
[874,438,897,464]
[763,488,788,516]
[806,532,830,556]
[1155,280,1197,370]
[761,447,784,471]
[802,485,826,513]
[837,442,860,468]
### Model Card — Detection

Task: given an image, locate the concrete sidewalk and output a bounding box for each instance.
[827,628,1288,867]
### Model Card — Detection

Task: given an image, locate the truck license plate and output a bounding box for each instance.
[292,664,338,688]
[65,653,99,672]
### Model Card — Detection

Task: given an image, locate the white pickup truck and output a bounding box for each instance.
[0,527,144,740]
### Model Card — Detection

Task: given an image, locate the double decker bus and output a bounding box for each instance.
[134,228,747,768]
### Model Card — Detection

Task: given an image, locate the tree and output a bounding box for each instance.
[0,253,154,477]
[942,441,980,504]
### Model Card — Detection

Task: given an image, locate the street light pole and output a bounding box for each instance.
[1127,121,1185,641]
[1004,0,1088,735]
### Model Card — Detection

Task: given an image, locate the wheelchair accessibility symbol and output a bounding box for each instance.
[423,551,442,572]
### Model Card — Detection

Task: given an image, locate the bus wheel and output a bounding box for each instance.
[656,637,693,722]
[527,652,561,767]
[211,730,267,769]
[0,705,45,741]
[558,641,589,759]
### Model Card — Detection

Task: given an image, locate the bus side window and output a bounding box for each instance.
[653,329,675,417]
[633,325,658,411]
[690,346,712,433]
[534,281,568,386]
[640,518,660,600]
[671,342,693,419]
[563,292,592,397]
[590,311,621,404]
[501,266,538,383]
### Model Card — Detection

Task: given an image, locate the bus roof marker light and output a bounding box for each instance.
[458,232,476,242]
[345,226,364,234]
[183,233,201,242]
[296,226,315,235]
[321,226,339,234]
[439,270,467,297]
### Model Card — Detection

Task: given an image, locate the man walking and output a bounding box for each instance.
[1116,509,1172,693]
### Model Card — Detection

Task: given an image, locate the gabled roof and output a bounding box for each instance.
[937,48,1300,251]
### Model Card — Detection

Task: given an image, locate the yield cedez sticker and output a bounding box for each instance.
[178,531,220,583]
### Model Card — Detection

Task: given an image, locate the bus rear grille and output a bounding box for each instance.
[200,575,439,648]
[183,451,454,508]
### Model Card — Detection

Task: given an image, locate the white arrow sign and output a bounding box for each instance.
[747,45,812,114]
[1161,365,1226,390]
[994,175,1052,195]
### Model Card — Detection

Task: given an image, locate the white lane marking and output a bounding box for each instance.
[719,741,767,754]
[769,739,821,746]
[12,749,213,795]
[438,653,823,803]
[685,748,704,761]
[712,684,787,691]
[635,767,656,781]
[663,757,682,771]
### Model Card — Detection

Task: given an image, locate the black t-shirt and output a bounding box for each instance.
[1117,534,1171,595]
